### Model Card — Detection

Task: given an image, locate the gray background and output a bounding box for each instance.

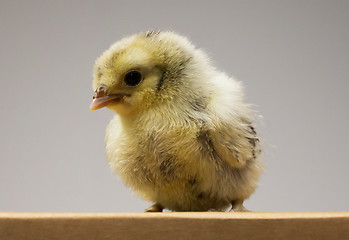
[1,0,348,212]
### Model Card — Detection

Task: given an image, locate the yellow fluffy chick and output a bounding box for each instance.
[90,31,263,212]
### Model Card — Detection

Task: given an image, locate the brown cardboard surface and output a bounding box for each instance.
[1,212,348,240]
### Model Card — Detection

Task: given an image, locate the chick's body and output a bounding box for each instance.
[92,31,263,212]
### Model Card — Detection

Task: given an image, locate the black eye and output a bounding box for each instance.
[124,70,142,86]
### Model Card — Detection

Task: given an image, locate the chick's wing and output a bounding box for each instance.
[207,120,258,169]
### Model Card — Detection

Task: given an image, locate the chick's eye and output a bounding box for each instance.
[124,70,142,86]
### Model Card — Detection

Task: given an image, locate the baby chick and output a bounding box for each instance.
[90,31,263,212]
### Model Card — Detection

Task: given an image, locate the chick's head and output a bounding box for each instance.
[90,31,197,116]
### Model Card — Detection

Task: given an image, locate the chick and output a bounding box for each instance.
[90,31,263,212]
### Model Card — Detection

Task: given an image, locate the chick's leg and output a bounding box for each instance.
[145,203,163,212]
[230,200,250,212]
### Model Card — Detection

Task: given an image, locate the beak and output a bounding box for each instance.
[90,86,123,111]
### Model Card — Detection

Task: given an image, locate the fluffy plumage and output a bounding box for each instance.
[91,31,263,212]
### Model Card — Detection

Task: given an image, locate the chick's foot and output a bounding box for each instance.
[145,203,163,212]
[230,200,251,212]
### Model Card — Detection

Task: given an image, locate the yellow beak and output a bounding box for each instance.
[90,85,124,111]
[90,95,122,111]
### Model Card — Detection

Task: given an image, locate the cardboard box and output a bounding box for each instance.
[1,212,348,240]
